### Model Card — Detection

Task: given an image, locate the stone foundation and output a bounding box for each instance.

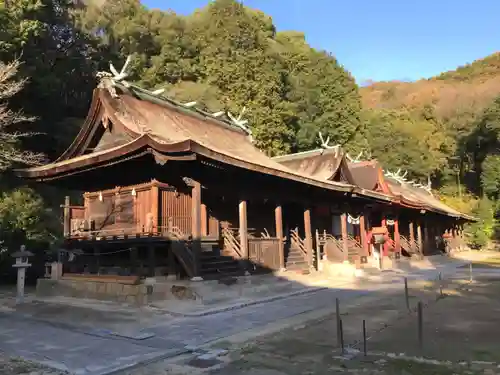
[36,278,205,306]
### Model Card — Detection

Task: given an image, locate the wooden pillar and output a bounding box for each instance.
[151,181,159,232]
[201,203,208,237]
[84,195,89,221]
[275,204,285,269]
[304,207,313,268]
[394,218,401,253]
[191,180,202,278]
[239,200,248,259]
[63,196,70,238]
[409,221,415,244]
[359,213,368,258]
[340,213,349,261]
[416,221,423,254]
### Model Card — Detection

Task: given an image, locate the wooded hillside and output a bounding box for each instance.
[0,0,499,252]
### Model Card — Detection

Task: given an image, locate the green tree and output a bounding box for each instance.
[365,108,451,180]
[276,31,364,152]
[465,197,496,249]
[481,154,500,199]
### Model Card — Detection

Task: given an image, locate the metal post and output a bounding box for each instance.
[362,319,367,356]
[336,297,341,347]
[339,319,345,354]
[438,272,443,298]
[469,262,473,283]
[417,301,423,351]
[404,277,410,310]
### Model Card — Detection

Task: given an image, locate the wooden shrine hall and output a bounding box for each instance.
[17,68,473,282]
[274,148,472,266]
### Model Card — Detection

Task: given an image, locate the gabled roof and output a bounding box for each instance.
[274,146,473,221]
[272,147,351,182]
[17,79,367,195]
[347,160,392,195]
[273,148,393,203]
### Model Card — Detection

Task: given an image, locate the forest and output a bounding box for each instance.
[0,0,499,258]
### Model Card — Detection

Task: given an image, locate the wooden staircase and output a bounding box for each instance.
[346,235,362,263]
[200,241,244,279]
[286,229,309,273]
[400,235,422,259]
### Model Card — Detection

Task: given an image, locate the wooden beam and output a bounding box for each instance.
[239,200,248,259]
[304,207,313,268]
[191,179,202,277]
[340,213,349,262]
[275,204,284,269]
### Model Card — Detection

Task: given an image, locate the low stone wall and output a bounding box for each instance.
[36,278,206,306]
[36,278,150,305]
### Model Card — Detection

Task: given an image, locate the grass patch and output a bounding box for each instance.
[384,358,456,375]
[459,256,500,268]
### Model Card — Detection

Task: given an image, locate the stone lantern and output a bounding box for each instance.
[11,245,34,304]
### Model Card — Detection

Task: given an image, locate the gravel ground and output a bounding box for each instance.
[0,352,67,375]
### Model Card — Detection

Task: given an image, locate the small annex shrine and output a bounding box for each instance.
[17,58,473,300]
[273,144,472,268]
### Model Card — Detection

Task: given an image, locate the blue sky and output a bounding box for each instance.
[141,0,500,83]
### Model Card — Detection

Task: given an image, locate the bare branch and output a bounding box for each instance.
[0,59,45,170]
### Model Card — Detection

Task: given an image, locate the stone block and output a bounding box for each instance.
[138,284,148,295]
[96,283,107,295]
[87,282,98,294]
[50,262,63,280]
[114,283,124,295]
[36,279,58,296]
[122,285,132,296]
[105,282,114,294]
[126,295,137,304]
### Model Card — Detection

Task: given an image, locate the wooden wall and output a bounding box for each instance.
[159,187,192,235]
